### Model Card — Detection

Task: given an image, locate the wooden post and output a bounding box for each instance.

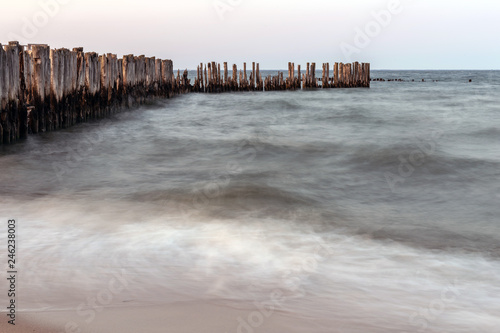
[0,44,6,124]
[345,63,349,87]
[346,63,350,87]
[367,63,370,87]
[287,62,292,89]
[154,59,162,91]
[243,62,247,90]
[232,64,237,91]
[322,63,326,88]
[212,61,216,88]
[344,63,349,87]
[252,62,255,90]
[326,63,330,88]
[204,64,207,92]
[1,42,22,142]
[224,62,228,90]
[217,63,221,89]
[207,63,211,92]
[353,61,358,86]
[339,63,344,87]
[306,63,310,88]
[297,64,301,89]
[99,53,110,117]
[73,47,85,121]
[29,45,48,133]
[257,63,263,91]
[360,62,363,87]
[49,48,60,129]
[213,62,217,89]
[334,62,338,88]
[311,63,316,88]
[22,46,34,114]
[349,63,353,87]
[198,62,202,91]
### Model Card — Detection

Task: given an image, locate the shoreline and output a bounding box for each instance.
[0,301,326,333]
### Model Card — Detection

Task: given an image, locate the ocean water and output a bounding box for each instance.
[1,70,499,332]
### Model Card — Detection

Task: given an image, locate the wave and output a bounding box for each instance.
[466,126,500,139]
[127,180,321,220]
[343,142,500,176]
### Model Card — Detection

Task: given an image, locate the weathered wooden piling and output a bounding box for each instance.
[311,63,316,88]
[217,63,221,88]
[304,63,311,88]
[297,65,301,89]
[243,62,247,91]
[321,63,328,88]
[1,42,23,143]
[225,64,230,90]
[327,63,330,87]
[256,63,264,91]
[334,62,339,88]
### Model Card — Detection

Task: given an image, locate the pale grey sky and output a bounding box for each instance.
[1,0,499,69]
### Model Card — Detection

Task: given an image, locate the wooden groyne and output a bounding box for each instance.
[192,61,370,92]
[0,42,181,144]
[0,41,370,144]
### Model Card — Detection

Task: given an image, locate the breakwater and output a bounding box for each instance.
[0,41,370,144]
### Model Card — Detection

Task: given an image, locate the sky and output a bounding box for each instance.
[1,0,499,70]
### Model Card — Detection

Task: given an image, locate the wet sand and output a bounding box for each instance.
[6,301,335,333]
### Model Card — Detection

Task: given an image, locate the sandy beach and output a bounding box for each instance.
[4,301,337,333]
[0,315,54,333]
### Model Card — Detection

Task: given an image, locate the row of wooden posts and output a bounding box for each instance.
[193,61,370,92]
[0,41,192,144]
[0,41,370,144]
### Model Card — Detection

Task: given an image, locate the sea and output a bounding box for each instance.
[1,70,499,332]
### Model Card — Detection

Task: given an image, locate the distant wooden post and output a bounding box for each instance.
[326,63,330,87]
[311,63,316,87]
[346,63,350,87]
[232,64,237,90]
[353,61,358,86]
[306,62,310,88]
[207,63,212,92]
[243,62,247,90]
[217,63,221,89]
[322,63,326,88]
[344,64,350,88]
[297,64,301,89]
[212,61,216,87]
[256,63,261,91]
[203,64,207,92]
[367,63,370,87]
[346,63,349,87]
[334,62,338,88]
[199,62,203,91]
[252,62,256,90]
[345,63,350,87]
[340,63,344,87]
[224,62,228,89]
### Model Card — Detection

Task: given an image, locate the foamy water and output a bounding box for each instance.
[1,70,499,332]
